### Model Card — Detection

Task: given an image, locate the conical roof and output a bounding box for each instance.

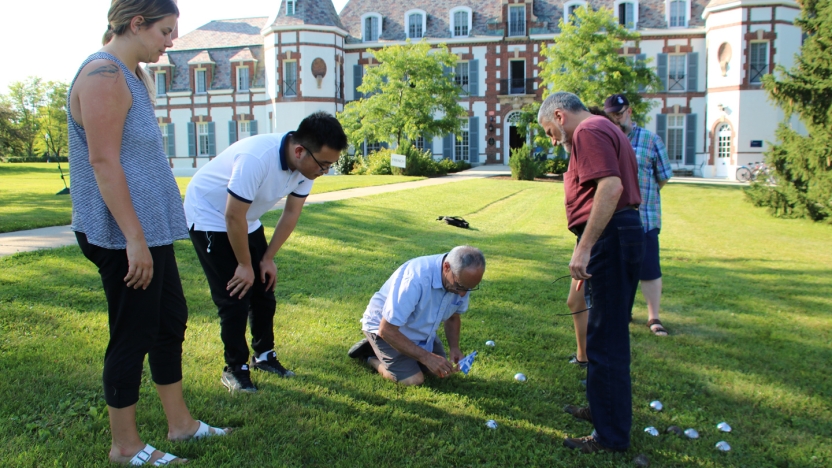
[264,0,345,30]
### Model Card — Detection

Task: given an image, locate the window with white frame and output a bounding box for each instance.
[668,0,687,28]
[155,71,166,96]
[197,122,210,156]
[616,1,637,29]
[717,124,731,159]
[239,121,251,139]
[195,69,207,94]
[668,54,686,91]
[364,140,383,156]
[160,123,171,154]
[666,115,685,162]
[450,7,472,37]
[749,42,768,84]
[509,5,525,36]
[286,0,296,16]
[455,61,469,94]
[406,10,425,39]
[413,136,425,151]
[564,1,587,24]
[454,119,470,161]
[284,61,297,97]
[237,66,249,92]
[362,13,382,42]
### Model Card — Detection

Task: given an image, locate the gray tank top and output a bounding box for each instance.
[68,52,188,249]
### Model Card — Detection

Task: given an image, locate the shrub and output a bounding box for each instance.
[349,156,368,175]
[450,160,471,173]
[509,144,537,180]
[334,151,358,175]
[391,140,446,177]
[1,155,68,163]
[550,157,569,174]
[365,149,393,175]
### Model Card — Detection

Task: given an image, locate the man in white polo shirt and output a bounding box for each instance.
[185,112,347,393]
[347,246,486,386]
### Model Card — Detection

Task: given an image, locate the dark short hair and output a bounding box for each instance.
[294,112,348,153]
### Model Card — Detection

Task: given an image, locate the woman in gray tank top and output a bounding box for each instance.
[67,1,229,464]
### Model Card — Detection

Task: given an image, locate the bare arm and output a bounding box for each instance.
[258,195,306,291]
[444,313,463,365]
[379,318,456,377]
[224,196,254,298]
[658,180,668,190]
[74,61,152,289]
[570,176,623,280]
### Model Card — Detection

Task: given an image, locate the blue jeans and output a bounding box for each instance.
[581,209,644,450]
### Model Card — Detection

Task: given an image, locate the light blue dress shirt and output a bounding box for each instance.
[362,254,469,352]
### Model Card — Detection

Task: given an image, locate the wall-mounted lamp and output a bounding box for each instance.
[488,116,495,132]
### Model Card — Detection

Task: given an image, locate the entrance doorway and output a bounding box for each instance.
[505,111,525,161]
[716,123,731,178]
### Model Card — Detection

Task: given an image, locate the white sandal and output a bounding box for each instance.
[128,444,184,465]
[191,420,228,439]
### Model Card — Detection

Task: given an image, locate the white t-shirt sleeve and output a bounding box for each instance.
[382,268,422,327]
[226,153,267,203]
[290,178,313,198]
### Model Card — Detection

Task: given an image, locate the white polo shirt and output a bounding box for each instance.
[184,132,312,233]
[361,254,470,352]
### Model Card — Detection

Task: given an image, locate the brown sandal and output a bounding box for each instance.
[647,319,668,336]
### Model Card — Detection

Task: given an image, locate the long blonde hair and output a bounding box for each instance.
[103,0,179,102]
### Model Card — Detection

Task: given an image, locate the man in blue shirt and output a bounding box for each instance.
[348,246,486,386]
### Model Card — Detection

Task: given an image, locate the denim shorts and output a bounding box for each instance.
[640,228,661,281]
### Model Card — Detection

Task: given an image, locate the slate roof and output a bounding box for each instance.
[168,47,266,92]
[187,50,214,65]
[265,0,346,29]
[169,17,268,51]
[229,48,257,62]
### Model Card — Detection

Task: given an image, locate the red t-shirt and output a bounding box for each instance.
[564,116,642,229]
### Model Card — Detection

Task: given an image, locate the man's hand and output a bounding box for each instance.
[259,256,277,291]
[421,353,457,378]
[124,240,153,289]
[449,347,464,367]
[227,263,254,298]
[569,244,593,281]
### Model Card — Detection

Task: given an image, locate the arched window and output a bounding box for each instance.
[667,0,688,28]
[564,1,588,25]
[405,9,426,39]
[614,0,638,29]
[362,13,383,42]
[450,7,472,37]
[717,124,731,159]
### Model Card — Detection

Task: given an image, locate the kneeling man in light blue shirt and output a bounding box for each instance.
[347,246,485,386]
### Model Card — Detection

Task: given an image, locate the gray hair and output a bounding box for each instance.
[538,92,588,124]
[447,246,486,276]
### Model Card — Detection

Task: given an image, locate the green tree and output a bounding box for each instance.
[6,77,46,156]
[338,41,467,149]
[0,97,24,156]
[519,7,661,150]
[37,81,69,158]
[747,0,832,222]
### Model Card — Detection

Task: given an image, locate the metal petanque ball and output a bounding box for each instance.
[717,422,732,433]
[486,419,498,429]
[485,340,496,347]
[649,400,663,411]
[514,373,527,382]
[684,428,700,439]
[644,426,659,437]
[715,441,731,452]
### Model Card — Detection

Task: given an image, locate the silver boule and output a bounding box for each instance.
[717,422,732,432]
[715,441,731,452]
[514,373,527,382]
[649,400,663,411]
[485,340,496,347]
[684,428,699,439]
[644,426,659,437]
[486,419,498,429]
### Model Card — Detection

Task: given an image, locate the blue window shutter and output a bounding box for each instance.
[353,65,363,100]
[250,120,258,136]
[228,121,237,144]
[443,134,453,159]
[187,122,196,156]
[655,114,667,147]
[687,52,698,92]
[685,114,697,165]
[468,117,479,163]
[657,54,667,92]
[468,60,479,96]
[380,142,389,149]
[207,122,216,156]
[636,54,647,92]
[167,124,176,157]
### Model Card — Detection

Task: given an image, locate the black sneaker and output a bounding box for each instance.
[563,404,593,423]
[250,351,295,377]
[347,338,375,360]
[568,356,589,369]
[221,364,257,393]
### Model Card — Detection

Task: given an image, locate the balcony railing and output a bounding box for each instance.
[499,78,535,95]
[284,80,297,97]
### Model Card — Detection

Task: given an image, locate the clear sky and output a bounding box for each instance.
[0,0,350,94]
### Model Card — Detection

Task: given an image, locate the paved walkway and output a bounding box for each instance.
[0,165,510,258]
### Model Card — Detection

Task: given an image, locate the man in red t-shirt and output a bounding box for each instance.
[538,92,644,453]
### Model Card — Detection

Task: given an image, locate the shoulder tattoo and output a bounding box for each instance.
[87,64,120,78]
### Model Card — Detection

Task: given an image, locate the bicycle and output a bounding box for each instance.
[736,162,772,183]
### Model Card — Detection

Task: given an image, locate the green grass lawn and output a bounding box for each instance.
[0,163,423,233]
[0,180,830,467]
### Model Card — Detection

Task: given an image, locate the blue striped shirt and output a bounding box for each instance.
[68,52,188,249]
[628,125,673,231]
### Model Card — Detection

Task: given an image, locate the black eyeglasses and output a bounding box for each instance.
[449,271,480,293]
[552,274,592,316]
[608,107,629,119]
[300,144,332,173]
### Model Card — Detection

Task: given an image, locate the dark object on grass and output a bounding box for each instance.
[633,453,650,467]
[56,161,70,195]
[666,425,684,436]
[436,216,469,229]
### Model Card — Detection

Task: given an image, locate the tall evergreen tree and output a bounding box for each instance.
[748,0,832,222]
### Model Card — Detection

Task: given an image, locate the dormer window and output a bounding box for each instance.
[668,0,688,28]
[155,71,166,96]
[286,0,296,16]
[508,5,525,37]
[406,9,426,39]
[362,13,383,42]
[615,1,638,30]
[450,7,472,37]
[564,1,587,24]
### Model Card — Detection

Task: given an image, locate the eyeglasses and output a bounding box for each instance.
[300,144,332,173]
[607,107,629,120]
[449,271,480,293]
[552,274,592,316]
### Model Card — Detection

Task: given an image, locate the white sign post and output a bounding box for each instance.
[391,153,406,169]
